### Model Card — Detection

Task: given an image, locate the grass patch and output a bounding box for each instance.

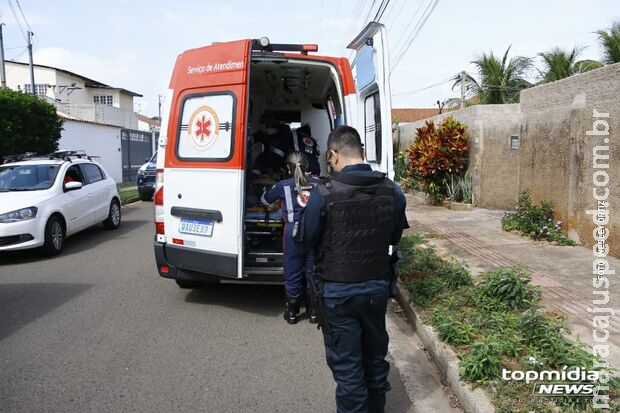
[119,187,139,205]
[397,233,618,412]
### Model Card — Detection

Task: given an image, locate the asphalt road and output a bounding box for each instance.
[0,202,448,413]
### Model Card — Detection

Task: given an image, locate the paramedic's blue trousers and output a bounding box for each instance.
[283,224,314,297]
[322,292,391,413]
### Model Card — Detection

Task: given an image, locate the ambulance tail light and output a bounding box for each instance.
[154,169,165,237]
[302,44,318,53]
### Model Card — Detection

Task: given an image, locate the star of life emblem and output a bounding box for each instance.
[188,105,219,150]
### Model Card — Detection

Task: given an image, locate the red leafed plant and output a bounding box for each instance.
[406,116,469,204]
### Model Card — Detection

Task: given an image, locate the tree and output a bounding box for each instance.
[537,46,602,83]
[453,46,533,104]
[0,88,63,162]
[595,21,620,64]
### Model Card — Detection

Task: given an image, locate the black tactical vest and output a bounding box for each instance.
[315,171,395,283]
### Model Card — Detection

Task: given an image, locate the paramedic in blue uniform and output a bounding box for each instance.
[262,152,320,324]
[301,126,408,413]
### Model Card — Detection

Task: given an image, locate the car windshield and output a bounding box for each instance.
[0,164,61,191]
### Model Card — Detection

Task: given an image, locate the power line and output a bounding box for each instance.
[389,0,426,57]
[15,0,31,32]
[340,0,367,51]
[391,0,439,72]
[390,0,435,68]
[374,0,391,22]
[392,75,454,97]
[6,0,27,42]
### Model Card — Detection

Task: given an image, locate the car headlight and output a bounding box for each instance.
[137,169,145,178]
[0,207,38,223]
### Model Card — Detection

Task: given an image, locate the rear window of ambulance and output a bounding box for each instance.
[175,92,236,162]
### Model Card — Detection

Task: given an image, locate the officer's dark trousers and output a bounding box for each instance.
[282,224,314,297]
[322,292,390,413]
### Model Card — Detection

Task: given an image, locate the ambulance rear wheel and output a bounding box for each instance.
[175,280,203,289]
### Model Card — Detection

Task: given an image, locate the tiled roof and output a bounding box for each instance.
[136,114,161,127]
[392,108,440,123]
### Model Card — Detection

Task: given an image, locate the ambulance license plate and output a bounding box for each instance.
[179,218,214,237]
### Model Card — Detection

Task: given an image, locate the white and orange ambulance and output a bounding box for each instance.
[154,22,394,288]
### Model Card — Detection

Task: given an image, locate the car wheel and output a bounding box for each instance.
[103,199,121,230]
[175,280,204,289]
[42,215,64,256]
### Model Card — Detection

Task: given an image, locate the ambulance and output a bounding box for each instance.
[154,22,394,288]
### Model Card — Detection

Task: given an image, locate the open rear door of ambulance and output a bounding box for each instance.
[347,22,393,178]
[162,40,251,279]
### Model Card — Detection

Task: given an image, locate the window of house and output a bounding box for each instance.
[93,95,114,106]
[23,84,48,96]
[364,92,382,163]
[176,92,236,161]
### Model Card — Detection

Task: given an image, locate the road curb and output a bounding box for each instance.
[121,197,141,206]
[395,284,496,413]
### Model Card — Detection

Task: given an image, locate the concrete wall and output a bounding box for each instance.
[394,63,620,255]
[518,63,620,255]
[59,120,123,183]
[396,104,522,209]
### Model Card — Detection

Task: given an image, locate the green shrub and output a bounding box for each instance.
[445,171,473,204]
[394,150,408,182]
[502,189,575,245]
[459,337,504,383]
[437,260,473,288]
[433,312,475,345]
[477,267,540,310]
[408,276,445,307]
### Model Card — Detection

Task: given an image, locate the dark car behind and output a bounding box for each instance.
[137,152,157,201]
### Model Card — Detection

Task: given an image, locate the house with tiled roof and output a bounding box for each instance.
[392,108,440,125]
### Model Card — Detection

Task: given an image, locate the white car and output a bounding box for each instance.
[0,156,121,255]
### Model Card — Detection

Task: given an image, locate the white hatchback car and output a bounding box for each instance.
[0,155,121,255]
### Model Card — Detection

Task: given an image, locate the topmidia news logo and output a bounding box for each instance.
[502,367,601,397]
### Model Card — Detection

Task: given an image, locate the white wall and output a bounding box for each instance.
[59,120,123,183]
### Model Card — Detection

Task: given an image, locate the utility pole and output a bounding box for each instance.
[27,30,35,95]
[460,70,466,109]
[0,24,6,88]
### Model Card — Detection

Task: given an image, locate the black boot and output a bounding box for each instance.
[283,294,300,324]
[306,290,318,324]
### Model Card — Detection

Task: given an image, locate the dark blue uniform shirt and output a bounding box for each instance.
[301,164,409,298]
[262,176,320,223]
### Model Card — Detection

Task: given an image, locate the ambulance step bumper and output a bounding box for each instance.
[154,241,238,279]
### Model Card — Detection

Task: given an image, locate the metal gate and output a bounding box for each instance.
[121,129,153,182]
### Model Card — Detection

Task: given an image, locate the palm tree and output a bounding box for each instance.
[595,22,620,64]
[538,46,603,83]
[453,46,533,104]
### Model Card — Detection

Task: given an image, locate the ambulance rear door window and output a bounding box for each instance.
[176,92,236,161]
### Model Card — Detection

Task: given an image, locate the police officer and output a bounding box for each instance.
[262,152,320,324]
[300,126,408,413]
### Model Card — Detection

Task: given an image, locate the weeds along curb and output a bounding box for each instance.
[121,197,141,206]
[396,283,496,413]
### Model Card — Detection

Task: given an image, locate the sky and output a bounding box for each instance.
[0,0,617,117]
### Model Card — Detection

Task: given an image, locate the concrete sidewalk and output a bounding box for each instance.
[404,192,620,370]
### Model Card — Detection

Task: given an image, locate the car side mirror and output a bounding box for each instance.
[64,181,83,191]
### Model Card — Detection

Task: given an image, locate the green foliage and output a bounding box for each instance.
[437,259,473,288]
[393,150,407,182]
[433,312,475,346]
[596,21,620,64]
[453,46,533,104]
[459,337,504,383]
[397,235,619,410]
[477,267,540,310]
[538,46,603,83]
[406,116,470,204]
[445,171,473,204]
[502,189,576,245]
[0,88,63,162]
